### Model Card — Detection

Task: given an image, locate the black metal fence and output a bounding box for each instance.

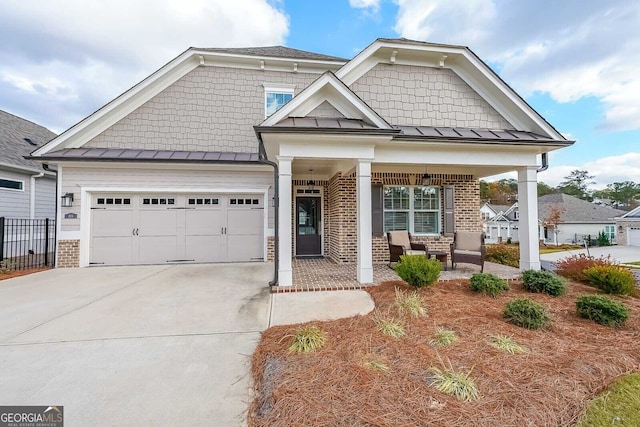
[0,217,56,271]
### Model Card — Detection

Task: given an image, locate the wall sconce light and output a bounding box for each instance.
[61,192,74,207]
[618,225,623,231]
[421,167,432,186]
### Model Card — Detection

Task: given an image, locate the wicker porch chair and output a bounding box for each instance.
[450,231,486,272]
[387,230,429,264]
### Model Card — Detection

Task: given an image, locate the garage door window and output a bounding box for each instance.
[230,198,259,205]
[188,198,219,205]
[97,197,131,205]
[142,197,175,205]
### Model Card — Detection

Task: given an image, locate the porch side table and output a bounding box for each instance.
[429,251,448,271]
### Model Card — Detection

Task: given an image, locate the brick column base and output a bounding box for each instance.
[57,240,80,268]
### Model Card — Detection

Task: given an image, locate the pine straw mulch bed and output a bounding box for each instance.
[249,279,640,426]
[0,267,50,281]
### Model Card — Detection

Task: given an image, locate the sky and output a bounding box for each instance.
[0,0,638,189]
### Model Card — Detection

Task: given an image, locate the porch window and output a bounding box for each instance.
[384,186,440,234]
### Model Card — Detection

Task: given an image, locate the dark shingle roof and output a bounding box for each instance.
[0,110,56,173]
[538,193,627,223]
[196,46,348,62]
[33,148,260,163]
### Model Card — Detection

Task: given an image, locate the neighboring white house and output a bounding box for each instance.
[29,38,573,285]
[0,110,57,219]
[615,205,640,246]
[482,202,519,243]
[483,193,627,245]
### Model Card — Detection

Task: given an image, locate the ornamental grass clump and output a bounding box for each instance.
[576,295,630,327]
[428,362,479,402]
[503,298,551,330]
[373,312,406,338]
[489,335,526,354]
[363,357,390,372]
[583,265,638,296]
[470,273,509,297]
[394,255,441,288]
[394,287,427,318]
[521,270,567,297]
[429,327,458,348]
[288,325,327,353]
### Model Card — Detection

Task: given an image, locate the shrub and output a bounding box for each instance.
[429,364,479,402]
[486,244,520,268]
[583,265,638,296]
[554,253,613,283]
[503,298,551,330]
[597,231,611,246]
[521,270,567,297]
[576,295,630,327]
[394,287,427,318]
[288,325,327,353]
[394,255,441,288]
[429,327,458,347]
[470,273,509,297]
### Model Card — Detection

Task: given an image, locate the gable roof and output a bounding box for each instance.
[0,110,56,173]
[538,193,627,223]
[618,205,640,219]
[197,46,348,62]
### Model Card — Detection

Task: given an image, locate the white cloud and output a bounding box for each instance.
[392,1,640,132]
[349,0,381,11]
[0,0,289,132]
[539,153,640,189]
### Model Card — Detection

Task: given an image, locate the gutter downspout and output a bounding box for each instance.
[537,152,548,173]
[42,164,58,266]
[257,138,278,286]
[29,172,44,251]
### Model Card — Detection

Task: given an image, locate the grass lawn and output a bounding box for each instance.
[626,261,640,267]
[576,373,640,426]
[249,279,640,426]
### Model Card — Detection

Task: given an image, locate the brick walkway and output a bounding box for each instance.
[275,258,521,292]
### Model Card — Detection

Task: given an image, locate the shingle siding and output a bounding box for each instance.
[350,63,514,129]
[86,66,317,152]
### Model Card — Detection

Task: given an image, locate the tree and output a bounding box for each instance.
[557,170,595,201]
[542,205,565,246]
[604,181,640,206]
[537,182,556,197]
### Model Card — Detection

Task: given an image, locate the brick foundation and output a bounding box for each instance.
[57,240,80,268]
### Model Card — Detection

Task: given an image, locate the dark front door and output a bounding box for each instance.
[296,197,321,256]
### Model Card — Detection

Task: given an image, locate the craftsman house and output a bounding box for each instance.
[30,38,572,286]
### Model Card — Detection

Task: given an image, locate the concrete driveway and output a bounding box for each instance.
[0,263,272,426]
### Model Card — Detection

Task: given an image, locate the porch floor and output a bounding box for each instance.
[278,258,521,292]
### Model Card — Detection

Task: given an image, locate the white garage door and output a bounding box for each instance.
[629,228,640,247]
[90,194,263,265]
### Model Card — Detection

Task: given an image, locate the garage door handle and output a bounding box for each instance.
[136,228,139,236]
[132,228,139,236]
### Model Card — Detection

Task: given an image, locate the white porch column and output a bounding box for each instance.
[277,156,293,286]
[517,167,541,270]
[356,159,373,283]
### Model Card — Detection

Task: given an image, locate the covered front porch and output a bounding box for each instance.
[276,258,521,292]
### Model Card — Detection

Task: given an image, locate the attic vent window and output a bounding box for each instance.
[23,138,37,146]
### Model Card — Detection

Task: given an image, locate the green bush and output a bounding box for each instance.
[576,295,630,327]
[394,255,441,288]
[503,298,551,330]
[469,273,509,297]
[583,265,638,296]
[597,231,611,246]
[521,270,567,297]
[486,244,520,268]
[554,254,613,283]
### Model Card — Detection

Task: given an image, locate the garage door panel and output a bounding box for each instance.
[91,236,134,265]
[185,236,225,262]
[629,229,640,247]
[185,210,224,235]
[91,210,134,237]
[227,209,263,235]
[227,235,263,262]
[138,236,180,263]
[139,210,179,236]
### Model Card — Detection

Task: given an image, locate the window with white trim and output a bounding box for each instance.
[264,84,295,117]
[604,225,615,241]
[0,178,24,191]
[383,186,440,234]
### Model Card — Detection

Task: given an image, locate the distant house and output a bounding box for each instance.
[483,193,626,245]
[615,205,640,246]
[0,110,57,219]
[481,202,519,243]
